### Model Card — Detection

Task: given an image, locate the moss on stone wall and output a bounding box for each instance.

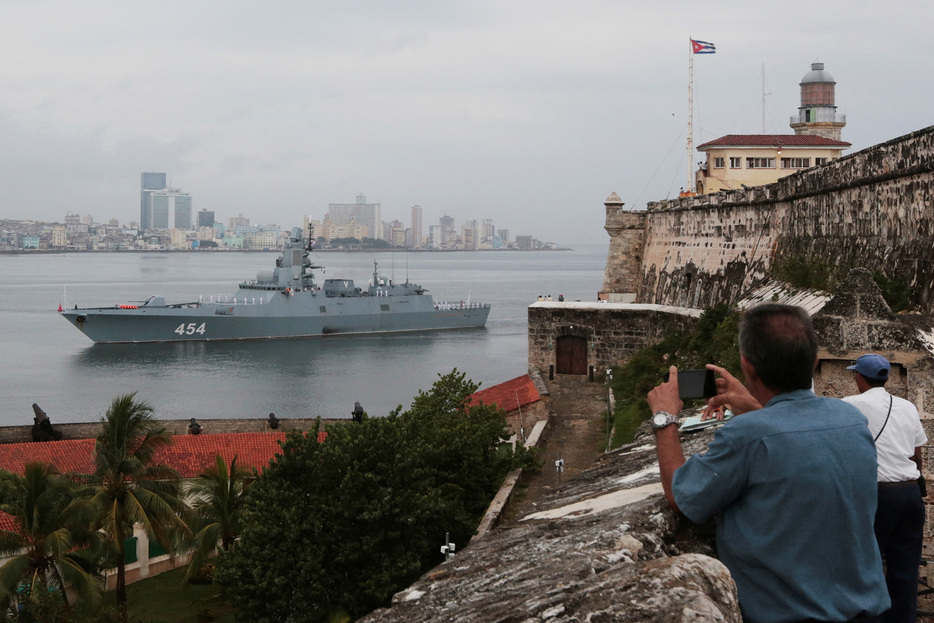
[608,305,741,447]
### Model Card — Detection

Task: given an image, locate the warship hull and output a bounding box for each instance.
[61,300,489,344]
[61,227,490,344]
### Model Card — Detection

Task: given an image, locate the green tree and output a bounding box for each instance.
[182,455,250,584]
[0,463,101,619]
[216,370,515,623]
[88,393,188,611]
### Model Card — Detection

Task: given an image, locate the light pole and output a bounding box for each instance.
[605,369,613,452]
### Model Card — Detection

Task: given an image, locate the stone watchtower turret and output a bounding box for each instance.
[789,62,846,141]
[599,192,646,303]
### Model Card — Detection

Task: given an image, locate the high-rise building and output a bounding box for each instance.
[151,193,170,229]
[197,209,215,229]
[174,194,192,230]
[329,193,382,240]
[411,205,423,248]
[140,172,167,230]
[147,189,193,230]
[229,213,250,228]
[439,214,455,247]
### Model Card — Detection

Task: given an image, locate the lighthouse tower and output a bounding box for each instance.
[789,62,846,141]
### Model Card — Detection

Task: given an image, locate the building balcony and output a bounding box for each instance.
[790,113,846,125]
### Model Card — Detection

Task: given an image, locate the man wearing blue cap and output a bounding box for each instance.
[844,353,927,623]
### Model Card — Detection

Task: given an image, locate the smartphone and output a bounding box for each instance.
[664,369,717,400]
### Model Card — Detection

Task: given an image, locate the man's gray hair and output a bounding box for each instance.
[739,304,818,393]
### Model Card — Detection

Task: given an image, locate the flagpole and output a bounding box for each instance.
[687,37,694,194]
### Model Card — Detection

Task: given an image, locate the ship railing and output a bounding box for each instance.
[198,294,266,306]
[434,301,490,311]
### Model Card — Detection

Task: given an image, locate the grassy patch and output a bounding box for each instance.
[109,566,237,623]
[608,304,742,448]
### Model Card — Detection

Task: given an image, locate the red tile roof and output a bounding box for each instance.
[0,432,295,479]
[468,375,540,411]
[0,512,16,532]
[697,134,851,149]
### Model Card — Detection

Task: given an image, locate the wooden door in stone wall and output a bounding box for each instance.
[556,336,588,375]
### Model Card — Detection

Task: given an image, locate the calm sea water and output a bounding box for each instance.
[0,245,607,425]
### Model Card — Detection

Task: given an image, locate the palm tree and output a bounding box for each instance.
[0,463,101,616]
[89,393,188,610]
[183,454,250,583]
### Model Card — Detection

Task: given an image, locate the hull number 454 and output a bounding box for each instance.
[175,323,207,336]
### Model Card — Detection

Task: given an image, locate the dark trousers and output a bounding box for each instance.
[876,482,925,623]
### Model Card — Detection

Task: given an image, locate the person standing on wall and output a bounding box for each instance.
[844,354,927,623]
[649,304,889,623]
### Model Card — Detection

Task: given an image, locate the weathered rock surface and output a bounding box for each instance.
[360,425,741,622]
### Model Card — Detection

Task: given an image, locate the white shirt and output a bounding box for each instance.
[843,387,927,482]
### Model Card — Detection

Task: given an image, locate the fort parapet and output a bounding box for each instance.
[601,125,934,311]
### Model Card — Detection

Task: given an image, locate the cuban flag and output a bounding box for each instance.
[691,39,716,54]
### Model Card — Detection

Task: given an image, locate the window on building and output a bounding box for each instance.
[714,157,725,169]
[729,157,742,169]
[746,158,775,169]
[781,157,811,169]
[815,157,828,166]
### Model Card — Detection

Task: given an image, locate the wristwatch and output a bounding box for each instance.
[651,411,680,430]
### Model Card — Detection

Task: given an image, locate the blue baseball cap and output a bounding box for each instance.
[847,354,890,381]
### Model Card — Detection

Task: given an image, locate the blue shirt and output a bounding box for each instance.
[672,390,890,623]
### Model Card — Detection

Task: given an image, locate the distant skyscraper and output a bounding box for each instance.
[174,194,192,229]
[329,193,382,240]
[439,214,455,247]
[411,205,423,248]
[148,188,192,230]
[151,193,170,229]
[140,172,167,230]
[197,209,215,229]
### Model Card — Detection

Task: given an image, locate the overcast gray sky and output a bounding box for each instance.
[1,1,931,244]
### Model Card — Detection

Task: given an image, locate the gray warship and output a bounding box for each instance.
[61,227,490,344]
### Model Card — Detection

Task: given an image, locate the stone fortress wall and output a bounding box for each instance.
[602,124,934,311]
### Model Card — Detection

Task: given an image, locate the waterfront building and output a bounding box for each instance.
[140,172,167,230]
[174,194,192,230]
[428,225,442,249]
[197,209,215,229]
[516,235,533,250]
[329,193,382,240]
[229,213,249,228]
[411,205,423,248]
[144,187,193,231]
[244,230,280,250]
[308,216,367,242]
[440,215,456,248]
[385,219,405,245]
[498,228,510,243]
[51,227,67,248]
[695,62,850,194]
[169,228,191,250]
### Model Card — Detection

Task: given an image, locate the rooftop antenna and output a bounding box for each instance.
[761,63,771,133]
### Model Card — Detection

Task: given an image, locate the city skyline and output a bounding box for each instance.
[1,3,932,245]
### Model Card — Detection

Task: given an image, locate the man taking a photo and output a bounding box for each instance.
[648,304,889,623]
